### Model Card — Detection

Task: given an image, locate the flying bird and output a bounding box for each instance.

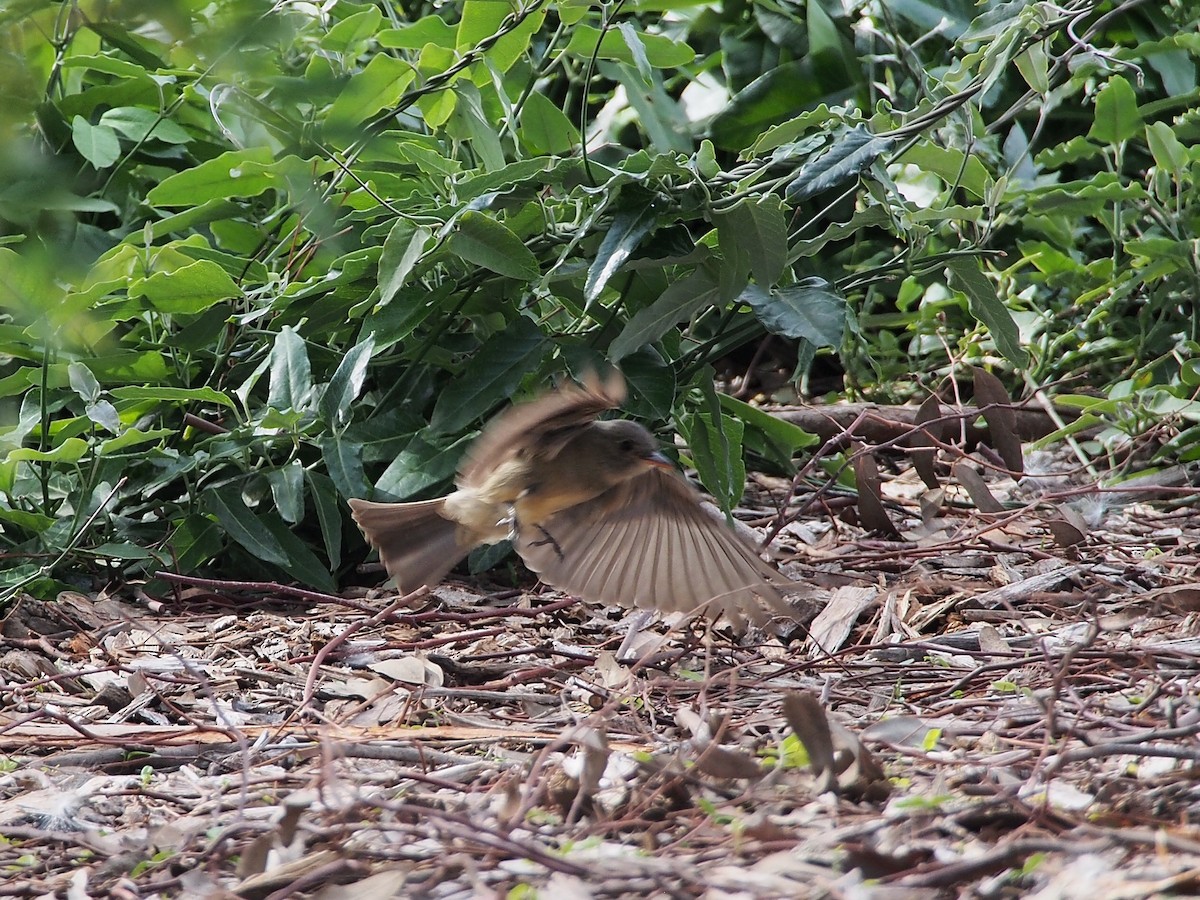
[349,372,794,628]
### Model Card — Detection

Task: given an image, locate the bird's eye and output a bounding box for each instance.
[618,439,636,452]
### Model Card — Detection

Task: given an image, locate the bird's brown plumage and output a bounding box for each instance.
[349,371,794,626]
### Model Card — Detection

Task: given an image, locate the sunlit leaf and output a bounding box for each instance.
[71,116,120,169]
[268,326,313,413]
[1088,76,1142,144]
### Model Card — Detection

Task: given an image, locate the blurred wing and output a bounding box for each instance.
[514,469,794,629]
[458,370,625,488]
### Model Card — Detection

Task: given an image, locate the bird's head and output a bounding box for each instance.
[593,419,674,475]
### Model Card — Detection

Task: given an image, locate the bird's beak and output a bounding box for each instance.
[642,450,674,470]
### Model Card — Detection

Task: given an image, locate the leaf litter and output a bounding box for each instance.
[3,398,1200,898]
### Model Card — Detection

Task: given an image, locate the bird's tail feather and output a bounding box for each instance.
[349,498,467,593]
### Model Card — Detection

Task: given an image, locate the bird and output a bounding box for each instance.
[348,371,795,629]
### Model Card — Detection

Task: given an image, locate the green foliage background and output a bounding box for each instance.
[0,0,1197,598]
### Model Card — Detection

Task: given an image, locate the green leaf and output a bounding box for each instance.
[585,204,657,306]
[894,142,991,199]
[715,196,788,287]
[945,257,1029,367]
[617,22,653,82]
[740,279,846,346]
[1029,176,1148,216]
[326,53,414,131]
[98,427,173,454]
[85,542,158,561]
[268,326,312,412]
[110,386,235,408]
[86,21,168,69]
[268,462,305,524]
[621,351,677,421]
[718,393,817,463]
[322,7,383,53]
[319,334,375,430]
[695,139,719,179]
[518,91,581,156]
[207,486,336,590]
[1146,121,1188,177]
[168,515,225,572]
[610,269,720,361]
[430,318,546,434]
[786,126,893,201]
[364,283,448,350]
[450,81,505,171]
[416,44,458,127]
[681,378,747,512]
[7,438,89,463]
[60,53,152,81]
[146,147,277,206]
[205,486,290,567]
[71,116,121,169]
[750,105,836,155]
[0,367,35,399]
[255,513,337,591]
[86,399,121,433]
[378,17,456,49]
[563,24,694,68]
[1034,135,1104,169]
[457,0,509,50]
[98,107,191,144]
[448,211,539,280]
[68,362,100,403]
[457,0,544,71]
[709,60,827,152]
[0,508,56,534]
[807,0,856,83]
[1014,42,1049,94]
[379,220,431,307]
[306,471,343,568]
[321,434,369,499]
[88,352,173,383]
[376,431,470,499]
[130,259,241,313]
[1088,77,1143,144]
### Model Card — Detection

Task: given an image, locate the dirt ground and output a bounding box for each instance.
[3,438,1200,899]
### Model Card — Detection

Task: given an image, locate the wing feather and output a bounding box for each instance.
[515,469,794,626]
[458,371,625,488]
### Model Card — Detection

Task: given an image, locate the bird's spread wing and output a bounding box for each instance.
[513,469,795,629]
[458,370,625,488]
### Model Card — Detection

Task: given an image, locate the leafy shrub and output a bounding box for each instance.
[0,0,1196,597]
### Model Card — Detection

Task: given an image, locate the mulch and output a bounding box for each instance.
[3,438,1200,898]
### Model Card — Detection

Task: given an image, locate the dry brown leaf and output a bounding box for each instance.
[313,869,412,900]
[852,444,902,537]
[952,458,1005,513]
[910,393,945,489]
[971,366,1024,474]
